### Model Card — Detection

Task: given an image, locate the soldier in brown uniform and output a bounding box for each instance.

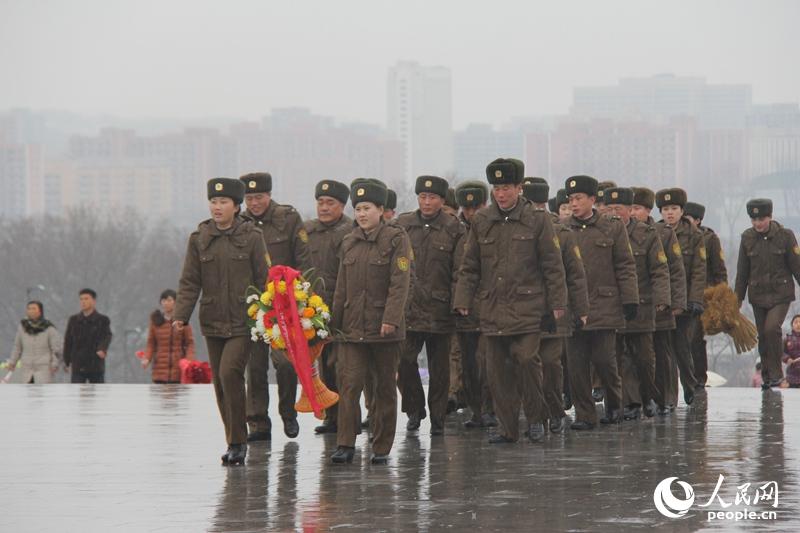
[684,201,728,387]
[563,176,638,429]
[330,179,412,465]
[396,176,466,436]
[656,188,705,407]
[522,179,589,432]
[455,158,567,443]
[605,188,670,420]
[382,189,398,221]
[454,180,497,429]
[304,179,353,434]
[174,178,268,465]
[630,187,686,415]
[735,198,800,390]
[240,172,312,441]
[594,180,617,217]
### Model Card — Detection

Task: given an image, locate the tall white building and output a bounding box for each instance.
[387,61,453,183]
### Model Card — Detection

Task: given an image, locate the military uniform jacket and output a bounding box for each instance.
[331,221,412,343]
[175,217,268,338]
[564,211,638,331]
[701,226,728,286]
[735,221,800,308]
[453,200,567,337]
[544,214,589,339]
[664,217,707,307]
[455,212,480,333]
[246,202,311,271]
[622,219,671,334]
[304,214,353,307]
[648,216,686,331]
[396,209,466,333]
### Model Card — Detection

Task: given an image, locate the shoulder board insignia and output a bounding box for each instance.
[574,245,582,261]
[298,229,309,243]
[672,242,682,257]
[794,245,800,256]
[553,235,561,249]
[397,256,410,272]
[657,250,668,264]
[699,246,707,261]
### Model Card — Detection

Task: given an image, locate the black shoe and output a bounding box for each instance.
[463,416,483,429]
[406,413,422,431]
[481,413,498,427]
[656,405,670,416]
[761,379,781,391]
[247,430,271,442]
[227,443,247,466]
[643,401,657,418]
[592,388,605,403]
[488,434,515,444]
[600,409,621,425]
[331,446,355,464]
[221,449,230,465]
[370,453,389,465]
[283,417,299,438]
[446,396,458,414]
[549,416,564,433]
[527,423,545,443]
[314,421,337,434]
[570,420,595,431]
[623,406,641,421]
[430,421,444,436]
[694,383,706,391]
[684,387,695,406]
[361,416,371,429]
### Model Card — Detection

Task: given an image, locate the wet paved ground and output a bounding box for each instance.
[2,385,798,532]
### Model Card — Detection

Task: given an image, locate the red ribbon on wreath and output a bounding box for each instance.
[268,265,322,417]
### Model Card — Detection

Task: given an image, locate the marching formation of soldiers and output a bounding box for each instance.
[174,158,800,466]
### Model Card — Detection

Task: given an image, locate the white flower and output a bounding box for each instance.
[300,318,313,330]
[317,329,329,339]
[321,311,331,321]
[302,281,311,291]
[272,325,281,338]
[246,294,259,304]
[294,282,303,291]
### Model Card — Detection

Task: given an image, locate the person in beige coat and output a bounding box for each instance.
[6,301,62,383]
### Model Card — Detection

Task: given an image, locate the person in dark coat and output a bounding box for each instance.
[63,288,113,384]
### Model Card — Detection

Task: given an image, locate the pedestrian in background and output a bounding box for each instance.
[63,288,113,384]
[5,301,62,383]
[141,289,196,384]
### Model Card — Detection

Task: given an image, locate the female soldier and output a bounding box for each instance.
[330,179,412,465]
[174,178,268,466]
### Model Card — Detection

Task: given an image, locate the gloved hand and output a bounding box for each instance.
[623,303,639,321]
[541,313,557,334]
[688,302,705,316]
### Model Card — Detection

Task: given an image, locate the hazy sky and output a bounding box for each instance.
[2,0,798,129]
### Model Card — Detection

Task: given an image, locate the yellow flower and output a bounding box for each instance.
[294,290,308,302]
[247,303,259,319]
[271,337,286,350]
[308,295,324,308]
[260,292,272,305]
[277,281,287,294]
[318,304,330,314]
[266,281,274,293]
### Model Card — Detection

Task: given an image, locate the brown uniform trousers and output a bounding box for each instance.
[174,217,268,445]
[564,211,638,424]
[735,220,800,384]
[454,200,567,441]
[244,202,311,433]
[337,342,401,454]
[396,209,465,430]
[456,332,493,420]
[332,221,412,456]
[618,219,670,409]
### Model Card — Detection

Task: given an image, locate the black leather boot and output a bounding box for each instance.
[331,446,355,464]
[227,443,247,466]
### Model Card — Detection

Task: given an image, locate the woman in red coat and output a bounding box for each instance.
[142,290,196,383]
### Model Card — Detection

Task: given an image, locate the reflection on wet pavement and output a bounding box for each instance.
[2,386,798,532]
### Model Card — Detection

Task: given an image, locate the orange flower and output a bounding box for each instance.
[303,328,316,340]
[302,307,316,318]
